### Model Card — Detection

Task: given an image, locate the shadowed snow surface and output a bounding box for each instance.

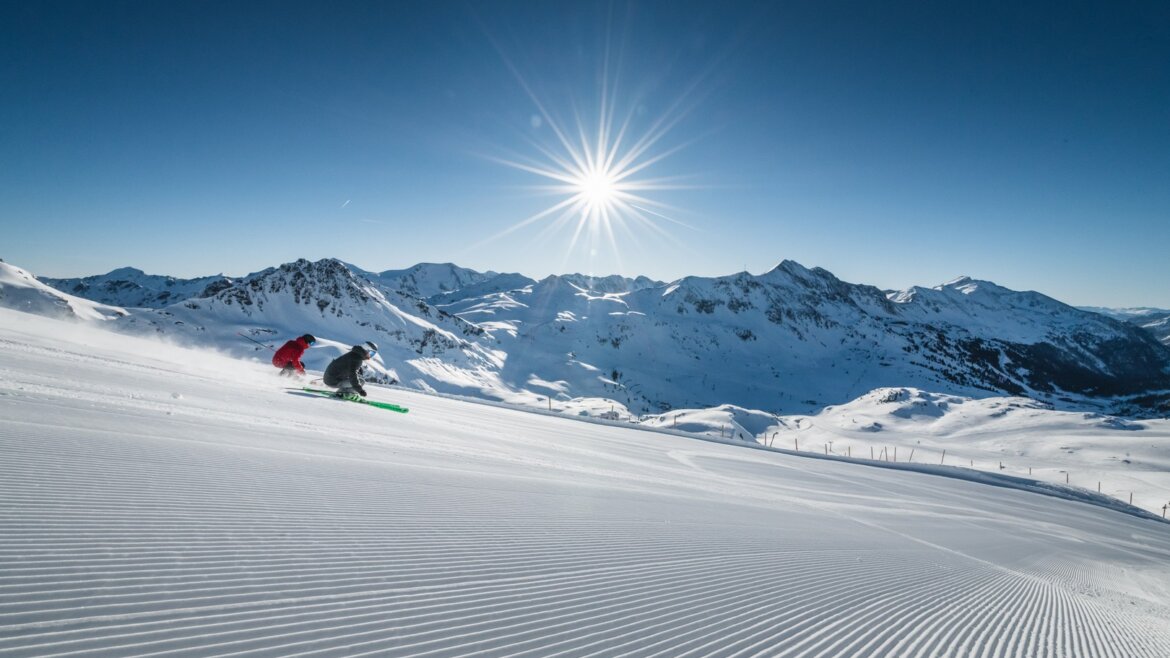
[2,308,1170,657]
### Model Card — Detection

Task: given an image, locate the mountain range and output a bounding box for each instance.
[5,256,1169,418]
[1079,306,1170,347]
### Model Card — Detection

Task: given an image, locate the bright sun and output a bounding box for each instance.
[479,47,698,267]
[575,169,621,209]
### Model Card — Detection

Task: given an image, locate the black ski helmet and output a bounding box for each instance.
[301,334,316,345]
[364,341,378,355]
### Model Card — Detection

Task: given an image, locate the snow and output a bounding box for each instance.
[642,387,1170,516]
[3,307,1170,656]
[0,262,127,322]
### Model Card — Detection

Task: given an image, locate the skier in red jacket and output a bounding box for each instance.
[272,334,316,376]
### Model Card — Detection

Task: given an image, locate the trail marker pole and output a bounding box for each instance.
[908,448,915,463]
[940,450,946,465]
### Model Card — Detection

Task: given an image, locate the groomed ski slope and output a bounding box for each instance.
[1,308,1169,657]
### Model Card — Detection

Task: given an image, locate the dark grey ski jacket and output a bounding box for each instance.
[323,347,366,393]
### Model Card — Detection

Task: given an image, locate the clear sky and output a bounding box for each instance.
[2,1,1168,307]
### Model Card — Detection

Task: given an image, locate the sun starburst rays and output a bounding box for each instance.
[486,110,693,270]
[469,26,706,274]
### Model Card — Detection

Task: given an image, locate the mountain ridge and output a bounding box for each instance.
[18,256,1170,418]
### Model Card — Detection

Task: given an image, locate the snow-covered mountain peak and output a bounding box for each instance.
[38,265,230,309]
[940,275,976,290]
[197,257,391,317]
[934,276,1023,299]
[557,273,664,294]
[105,266,147,278]
[370,262,499,300]
[764,259,813,278]
[107,257,499,388]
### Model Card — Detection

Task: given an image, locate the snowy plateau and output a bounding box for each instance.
[2,257,1170,656]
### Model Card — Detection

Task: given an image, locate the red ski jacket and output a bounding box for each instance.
[272,337,310,373]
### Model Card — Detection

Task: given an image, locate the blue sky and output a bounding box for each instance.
[2,1,1168,307]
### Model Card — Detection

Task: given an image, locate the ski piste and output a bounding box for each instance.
[300,387,409,413]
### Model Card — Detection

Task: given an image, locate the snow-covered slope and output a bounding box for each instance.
[39,266,229,308]
[0,261,127,321]
[2,308,1169,657]
[640,386,1170,515]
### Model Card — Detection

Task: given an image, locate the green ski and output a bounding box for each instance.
[300,387,409,413]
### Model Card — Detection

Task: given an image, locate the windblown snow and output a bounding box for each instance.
[2,307,1170,657]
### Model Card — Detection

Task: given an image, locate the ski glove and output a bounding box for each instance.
[358,387,367,397]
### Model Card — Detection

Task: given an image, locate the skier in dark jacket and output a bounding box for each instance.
[272,334,316,376]
[323,341,378,398]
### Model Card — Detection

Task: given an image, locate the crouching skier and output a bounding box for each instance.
[272,334,315,377]
[323,341,378,399]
